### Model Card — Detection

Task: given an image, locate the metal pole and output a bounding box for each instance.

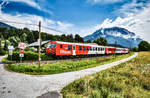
[11,55,12,61]
[38,21,41,68]
[20,57,22,63]
[115,40,117,57]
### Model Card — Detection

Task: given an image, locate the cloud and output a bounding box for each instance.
[1,0,53,15]
[86,0,123,4]
[0,11,74,35]
[116,0,145,16]
[0,0,75,35]
[95,1,150,42]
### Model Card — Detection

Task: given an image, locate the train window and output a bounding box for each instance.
[79,46,82,51]
[98,48,100,51]
[93,47,95,51]
[90,47,92,51]
[73,46,76,50]
[95,47,97,51]
[68,45,72,50]
[83,46,85,51]
[47,44,57,48]
[87,47,89,50]
[60,44,63,48]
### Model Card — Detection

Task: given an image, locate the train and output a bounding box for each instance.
[46,41,130,56]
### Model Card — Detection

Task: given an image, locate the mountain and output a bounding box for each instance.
[84,27,142,48]
[0,22,17,29]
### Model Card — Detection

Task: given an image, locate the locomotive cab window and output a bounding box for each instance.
[68,45,72,50]
[47,44,57,48]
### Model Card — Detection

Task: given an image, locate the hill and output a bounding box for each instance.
[0,22,16,29]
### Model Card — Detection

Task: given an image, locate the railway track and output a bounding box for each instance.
[20,54,123,65]
[1,54,125,65]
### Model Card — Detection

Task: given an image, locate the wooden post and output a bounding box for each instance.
[38,21,41,68]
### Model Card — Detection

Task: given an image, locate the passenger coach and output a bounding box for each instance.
[46,41,129,56]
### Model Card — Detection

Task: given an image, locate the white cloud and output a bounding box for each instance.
[1,0,53,15]
[117,0,145,16]
[0,0,75,36]
[0,12,75,36]
[86,0,123,4]
[95,1,150,42]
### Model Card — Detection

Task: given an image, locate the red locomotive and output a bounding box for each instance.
[46,41,130,56]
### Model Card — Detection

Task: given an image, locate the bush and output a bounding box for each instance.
[138,41,150,51]
[7,51,51,61]
[132,47,138,52]
[0,47,6,55]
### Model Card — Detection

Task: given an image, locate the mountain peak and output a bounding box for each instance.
[84,27,142,48]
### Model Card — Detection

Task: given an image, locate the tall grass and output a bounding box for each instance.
[61,52,150,98]
[6,53,134,75]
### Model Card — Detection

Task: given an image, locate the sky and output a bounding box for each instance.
[0,0,150,42]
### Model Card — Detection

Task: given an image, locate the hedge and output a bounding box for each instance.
[7,51,52,61]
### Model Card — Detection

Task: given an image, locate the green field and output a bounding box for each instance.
[61,52,150,98]
[5,53,134,75]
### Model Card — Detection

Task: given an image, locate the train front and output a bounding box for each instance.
[46,41,57,56]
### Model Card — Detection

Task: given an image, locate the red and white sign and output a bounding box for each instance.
[18,43,27,49]
[19,49,24,54]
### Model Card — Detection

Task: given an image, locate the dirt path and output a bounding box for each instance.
[0,53,138,98]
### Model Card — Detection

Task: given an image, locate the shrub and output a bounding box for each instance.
[132,47,138,52]
[7,51,51,61]
[0,47,6,55]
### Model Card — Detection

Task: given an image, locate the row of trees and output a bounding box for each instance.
[0,27,109,48]
[0,27,85,48]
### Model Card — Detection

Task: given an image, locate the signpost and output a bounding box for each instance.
[8,45,14,61]
[18,43,27,63]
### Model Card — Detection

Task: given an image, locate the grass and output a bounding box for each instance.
[5,53,134,75]
[1,55,12,62]
[61,52,150,98]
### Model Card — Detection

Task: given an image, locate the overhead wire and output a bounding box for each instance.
[0,19,67,34]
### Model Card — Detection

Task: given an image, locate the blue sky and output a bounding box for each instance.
[0,0,150,42]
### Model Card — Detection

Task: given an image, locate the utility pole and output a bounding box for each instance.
[115,40,117,57]
[38,21,41,68]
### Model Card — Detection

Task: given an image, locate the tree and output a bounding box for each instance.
[75,34,84,42]
[66,34,74,42]
[93,37,108,46]
[132,47,138,52]
[4,40,8,51]
[138,41,150,51]
[86,40,91,43]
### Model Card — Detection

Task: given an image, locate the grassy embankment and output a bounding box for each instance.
[61,52,150,98]
[5,53,134,75]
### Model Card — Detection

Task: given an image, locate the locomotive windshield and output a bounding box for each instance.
[47,44,57,48]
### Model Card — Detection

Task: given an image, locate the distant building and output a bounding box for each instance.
[28,40,50,47]
[28,40,50,52]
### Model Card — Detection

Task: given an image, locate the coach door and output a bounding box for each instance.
[73,45,76,55]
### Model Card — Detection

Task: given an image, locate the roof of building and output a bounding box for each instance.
[28,40,50,47]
